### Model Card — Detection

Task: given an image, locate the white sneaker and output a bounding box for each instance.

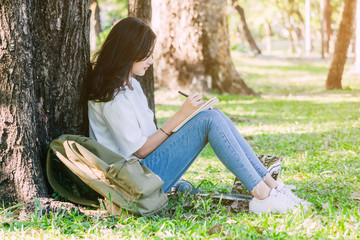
[276,181,310,212]
[249,188,298,214]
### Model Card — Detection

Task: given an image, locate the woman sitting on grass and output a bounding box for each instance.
[86,17,309,214]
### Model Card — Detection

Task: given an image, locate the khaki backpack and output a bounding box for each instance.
[46,134,168,216]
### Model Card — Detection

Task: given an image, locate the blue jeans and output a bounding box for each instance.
[142,109,268,193]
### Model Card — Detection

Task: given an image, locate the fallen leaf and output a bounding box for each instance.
[226,219,237,224]
[253,226,265,234]
[208,224,223,235]
[351,192,360,201]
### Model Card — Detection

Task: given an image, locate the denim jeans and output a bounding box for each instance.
[142,109,268,193]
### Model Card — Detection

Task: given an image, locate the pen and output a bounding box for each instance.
[178,90,189,97]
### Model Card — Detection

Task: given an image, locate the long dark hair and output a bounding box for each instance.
[87,17,156,102]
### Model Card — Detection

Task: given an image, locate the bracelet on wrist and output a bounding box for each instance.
[159,128,171,137]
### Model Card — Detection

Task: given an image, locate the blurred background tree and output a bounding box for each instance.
[90,0,356,92]
[152,0,257,95]
[90,0,128,53]
[89,0,102,50]
[326,0,357,89]
[231,0,262,55]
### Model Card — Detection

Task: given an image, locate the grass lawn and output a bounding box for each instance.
[1,54,360,239]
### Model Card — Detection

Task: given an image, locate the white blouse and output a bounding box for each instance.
[88,78,157,159]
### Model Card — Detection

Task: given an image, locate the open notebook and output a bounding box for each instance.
[172,97,219,132]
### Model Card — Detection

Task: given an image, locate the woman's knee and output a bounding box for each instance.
[197,109,223,122]
[193,110,228,131]
[212,108,228,118]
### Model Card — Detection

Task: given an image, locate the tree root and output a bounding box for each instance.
[16,197,107,221]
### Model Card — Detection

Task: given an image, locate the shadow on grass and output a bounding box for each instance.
[156,97,360,125]
[181,126,360,214]
[155,93,359,212]
[252,64,329,74]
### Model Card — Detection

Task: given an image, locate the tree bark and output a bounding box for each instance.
[90,0,102,37]
[128,0,156,114]
[326,0,357,90]
[232,1,261,55]
[0,0,89,205]
[294,9,305,40]
[152,0,257,95]
[264,21,272,54]
[128,0,151,21]
[90,0,102,51]
[323,0,332,54]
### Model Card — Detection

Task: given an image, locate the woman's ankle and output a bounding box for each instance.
[250,181,271,200]
[263,173,278,189]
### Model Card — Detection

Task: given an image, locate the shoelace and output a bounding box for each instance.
[273,189,298,208]
[285,184,296,190]
[284,188,302,203]
[276,182,311,210]
[281,184,310,206]
[276,183,302,205]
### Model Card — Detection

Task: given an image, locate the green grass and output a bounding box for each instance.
[2,55,360,239]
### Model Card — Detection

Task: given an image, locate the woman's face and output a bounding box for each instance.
[132,55,153,76]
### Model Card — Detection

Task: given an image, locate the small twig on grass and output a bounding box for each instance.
[228,116,257,122]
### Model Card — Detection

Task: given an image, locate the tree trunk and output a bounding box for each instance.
[277,0,303,54]
[264,21,272,54]
[323,0,332,54]
[232,1,261,55]
[294,9,305,40]
[152,0,257,95]
[128,0,151,21]
[128,0,156,114]
[316,0,325,58]
[286,24,296,53]
[90,0,102,51]
[89,0,101,37]
[326,0,357,90]
[0,0,89,205]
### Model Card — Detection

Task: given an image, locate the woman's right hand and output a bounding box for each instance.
[178,92,204,117]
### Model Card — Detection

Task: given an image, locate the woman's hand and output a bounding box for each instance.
[134,92,205,158]
[178,92,205,117]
